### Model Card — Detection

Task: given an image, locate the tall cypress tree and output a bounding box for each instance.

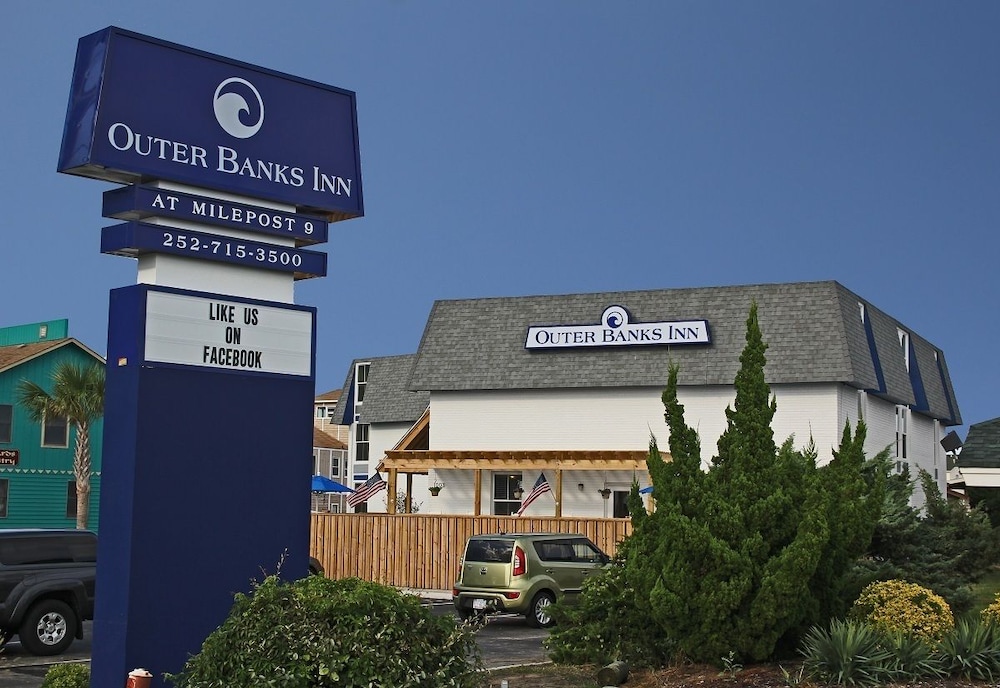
[625,302,847,663]
[811,422,884,620]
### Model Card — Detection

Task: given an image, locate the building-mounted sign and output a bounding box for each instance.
[101,222,328,280]
[102,185,329,245]
[0,450,19,466]
[525,306,711,350]
[141,289,314,377]
[58,27,363,221]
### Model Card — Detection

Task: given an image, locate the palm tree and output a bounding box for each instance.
[17,362,105,529]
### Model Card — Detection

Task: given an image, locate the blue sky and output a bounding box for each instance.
[2,2,997,439]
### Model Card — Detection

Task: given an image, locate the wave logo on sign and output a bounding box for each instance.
[213,77,265,139]
[603,305,628,329]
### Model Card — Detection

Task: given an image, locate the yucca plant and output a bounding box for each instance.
[935,617,1000,681]
[800,619,893,687]
[879,630,947,682]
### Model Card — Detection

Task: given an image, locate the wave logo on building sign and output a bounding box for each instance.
[604,306,628,329]
[213,78,265,139]
[524,305,711,350]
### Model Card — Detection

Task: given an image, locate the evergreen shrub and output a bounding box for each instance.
[850,579,953,643]
[167,575,483,688]
[40,663,90,688]
[545,551,676,668]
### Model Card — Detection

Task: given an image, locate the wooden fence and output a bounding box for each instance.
[309,513,632,592]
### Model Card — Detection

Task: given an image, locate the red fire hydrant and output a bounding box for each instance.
[125,668,153,688]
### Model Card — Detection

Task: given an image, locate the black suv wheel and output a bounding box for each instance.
[19,600,76,656]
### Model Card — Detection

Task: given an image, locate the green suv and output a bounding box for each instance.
[452,533,609,627]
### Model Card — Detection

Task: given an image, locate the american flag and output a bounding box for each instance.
[515,473,551,516]
[347,473,387,507]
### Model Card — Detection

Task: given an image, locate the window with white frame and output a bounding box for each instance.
[313,448,345,481]
[493,473,522,516]
[895,405,908,472]
[355,423,370,463]
[355,363,370,405]
[43,414,69,448]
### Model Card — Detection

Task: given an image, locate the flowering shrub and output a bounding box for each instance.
[850,580,954,643]
[981,594,1000,627]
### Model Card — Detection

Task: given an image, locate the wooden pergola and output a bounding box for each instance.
[381,449,651,515]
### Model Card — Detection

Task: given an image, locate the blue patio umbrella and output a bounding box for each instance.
[311,475,354,493]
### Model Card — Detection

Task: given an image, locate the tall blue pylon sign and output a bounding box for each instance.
[57,27,363,687]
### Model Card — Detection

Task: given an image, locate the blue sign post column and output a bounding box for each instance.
[58,27,362,687]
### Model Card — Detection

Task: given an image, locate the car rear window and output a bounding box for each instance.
[464,538,514,563]
[0,534,97,565]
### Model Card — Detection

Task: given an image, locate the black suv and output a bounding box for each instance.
[0,529,97,655]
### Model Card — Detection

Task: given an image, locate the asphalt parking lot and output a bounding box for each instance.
[0,603,549,687]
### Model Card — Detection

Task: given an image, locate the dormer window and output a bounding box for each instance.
[897,328,910,372]
[355,362,370,405]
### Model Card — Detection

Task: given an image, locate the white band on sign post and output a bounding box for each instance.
[144,291,313,376]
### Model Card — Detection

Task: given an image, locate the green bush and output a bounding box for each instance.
[166,575,483,688]
[936,617,1000,681]
[544,552,676,668]
[800,619,892,687]
[40,663,90,688]
[850,579,953,643]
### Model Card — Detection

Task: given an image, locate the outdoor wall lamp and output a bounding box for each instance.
[598,488,612,500]
[577,482,585,492]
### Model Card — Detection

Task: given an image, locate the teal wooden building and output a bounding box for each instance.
[0,319,104,529]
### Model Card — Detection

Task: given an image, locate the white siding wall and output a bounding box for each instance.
[358,382,949,516]
[908,413,944,507]
[847,393,945,508]
[430,384,848,465]
[862,395,897,461]
[430,388,663,452]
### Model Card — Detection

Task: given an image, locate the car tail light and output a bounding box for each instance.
[512,546,526,577]
[452,588,459,597]
[503,591,521,600]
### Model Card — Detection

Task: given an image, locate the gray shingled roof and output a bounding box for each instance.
[406,281,960,424]
[958,417,1000,469]
[331,354,429,425]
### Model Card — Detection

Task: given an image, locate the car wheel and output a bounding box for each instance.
[18,600,76,656]
[526,591,556,628]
